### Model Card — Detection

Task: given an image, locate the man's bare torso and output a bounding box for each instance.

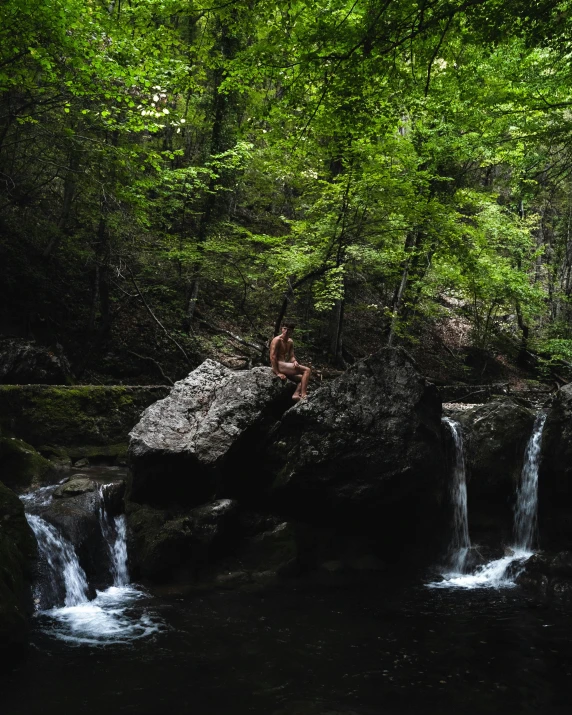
[271,336,294,365]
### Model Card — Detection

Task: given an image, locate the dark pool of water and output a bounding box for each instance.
[2,578,572,715]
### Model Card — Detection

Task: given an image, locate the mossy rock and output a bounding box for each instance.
[0,435,54,491]
[0,385,170,450]
[53,477,96,498]
[0,481,36,664]
[66,442,128,463]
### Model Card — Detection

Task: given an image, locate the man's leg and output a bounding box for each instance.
[278,362,301,400]
[279,361,310,400]
[290,374,302,398]
[299,365,311,398]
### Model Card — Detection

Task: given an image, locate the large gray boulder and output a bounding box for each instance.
[128,360,293,507]
[0,337,72,385]
[266,348,444,537]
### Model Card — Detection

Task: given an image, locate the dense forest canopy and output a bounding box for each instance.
[3,0,572,383]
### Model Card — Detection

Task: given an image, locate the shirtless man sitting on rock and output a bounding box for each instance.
[270,322,311,401]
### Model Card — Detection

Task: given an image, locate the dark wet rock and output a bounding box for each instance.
[520,551,551,574]
[0,481,36,665]
[542,383,572,484]
[457,398,536,496]
[454,398,536,544]
[126,498,240,581]
[0,337,72,385]
[517,550,572,599]
[40,490,107,585]
[516,570,549,594]
[539,385,572,546]
[73,458,89,468]
[229,521,298,577]
[100,479,125,516]
[128,360,293,507]
[266,348,444,535]
[550,550,572,575]
[0,434,53,491]
[43,448,72,473]
[53,476,96,498]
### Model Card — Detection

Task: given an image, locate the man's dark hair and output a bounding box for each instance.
[282,321,296,329]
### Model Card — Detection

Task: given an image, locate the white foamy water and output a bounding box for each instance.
[26,514,89,606]
[42,586,161,645]
[428,549,532,590]
[428,413,547,590]
[20,484,57,508]
[25,486,161,645]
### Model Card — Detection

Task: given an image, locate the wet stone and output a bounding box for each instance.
[53,477,96,498]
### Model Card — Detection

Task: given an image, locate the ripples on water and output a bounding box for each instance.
[4,580,572,715]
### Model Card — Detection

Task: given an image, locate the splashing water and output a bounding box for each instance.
[24,483,161,645]
[98,485,129,586]
[26,514,89,607]
[442,417,471,573]
[429,412,547,590]
[43,586,161,646]
[514,413,547,551]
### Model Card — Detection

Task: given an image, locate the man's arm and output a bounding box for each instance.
[289,339,299,367]
[270,337,286,378]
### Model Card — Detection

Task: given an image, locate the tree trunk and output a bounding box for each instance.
[329,297,346,368]
[387,231,418,346]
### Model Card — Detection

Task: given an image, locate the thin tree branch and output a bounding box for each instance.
[127,266,192,363]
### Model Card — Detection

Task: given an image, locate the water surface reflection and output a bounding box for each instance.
[2,579,571,714]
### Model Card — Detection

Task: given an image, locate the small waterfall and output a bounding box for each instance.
[26,513,89,607]
[442,417,471,572]
[513,412,546,551]
[429,411,547,590]
[98,485,129,586]
[22,481,161,644]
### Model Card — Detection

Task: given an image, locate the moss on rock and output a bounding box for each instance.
[0,481,36,664]
[0,435,53,491]
[0,385,170,451]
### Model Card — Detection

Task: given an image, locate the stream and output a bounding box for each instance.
[3,416,572,714]
[2,578,572,714]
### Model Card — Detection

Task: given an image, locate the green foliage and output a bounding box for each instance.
[3,0,572,379]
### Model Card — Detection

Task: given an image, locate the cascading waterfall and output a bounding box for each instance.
[429,411,547,590]
[98,485,129,587]
[23,481,160,644]
[26,513,89,608]
[513,412,547,551]
[442,417,471,573]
